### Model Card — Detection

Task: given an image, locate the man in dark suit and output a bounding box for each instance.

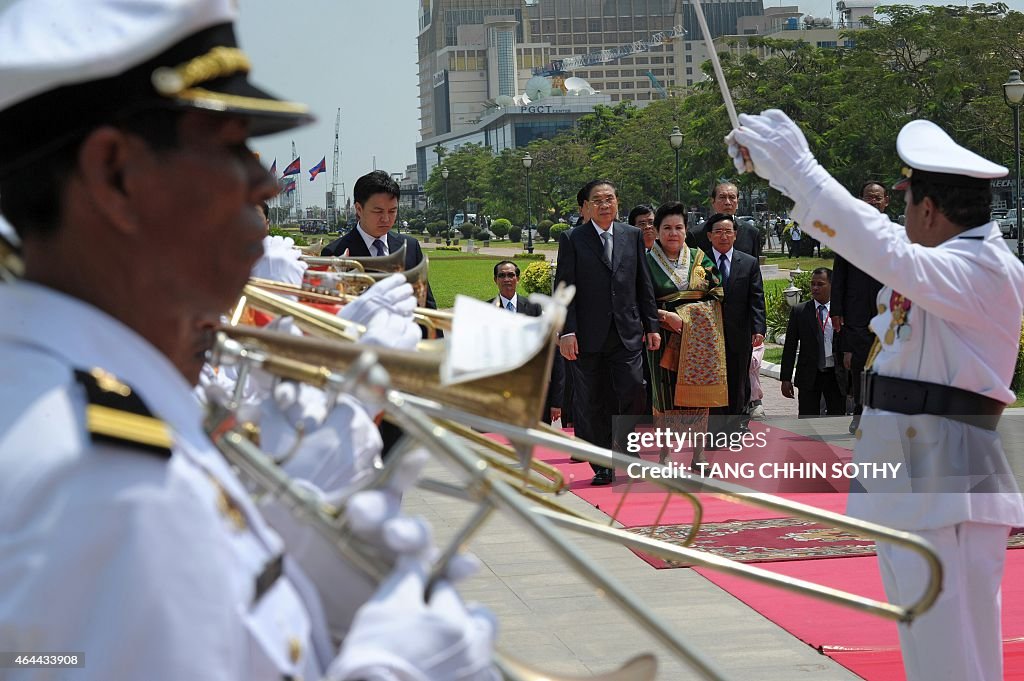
[321,170,438,455]
[489,260,564,425]
[320,170,437,312]
[781,267,845,417]
[705,213,766,434]
[831,181,887,432]
[687,182,762,260]
[555,180,660,485]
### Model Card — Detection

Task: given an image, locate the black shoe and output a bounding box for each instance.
[591,470,614,486]
[848,416,860,434]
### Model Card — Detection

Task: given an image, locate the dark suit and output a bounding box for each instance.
[711,248,766,428]
[554,220,658,476]
[781,300,845,416]
[687,222,762,261]
[831,254,883,415]
[321,227,437,311]
[489,295,564,424]
[322,227,438,455]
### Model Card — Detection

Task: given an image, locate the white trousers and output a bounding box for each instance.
[876,522,1010,681]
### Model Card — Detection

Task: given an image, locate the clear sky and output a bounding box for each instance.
[237,2,421,211]
[238,0,1024,211]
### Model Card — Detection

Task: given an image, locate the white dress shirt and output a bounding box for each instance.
[815,299,834,368]
[355,224,389,256]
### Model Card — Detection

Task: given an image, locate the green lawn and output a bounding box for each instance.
[427,254,543,308]
[763,255,835,272]
[763,345,783,365]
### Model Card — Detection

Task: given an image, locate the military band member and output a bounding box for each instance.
[729,110,1024,681]
[0,1,496,679]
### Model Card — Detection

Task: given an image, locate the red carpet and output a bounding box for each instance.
[695,551,1024,680]
[527,425,1024,679]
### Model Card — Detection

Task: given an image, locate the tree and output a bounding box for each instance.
[422,144,493,224]
[490,218,511,240]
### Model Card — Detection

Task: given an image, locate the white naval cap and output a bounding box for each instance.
[0,0,313,177]
[892,119,1007,191]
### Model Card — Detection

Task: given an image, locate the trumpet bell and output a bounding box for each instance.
[304,256,429,307]
[302,242,407,273]
[220,323,554,429]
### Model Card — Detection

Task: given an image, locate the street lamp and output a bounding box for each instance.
[669,125,683,201]
[523,152,534,254]
[441,166,450,244]
[1003,69,1024,260]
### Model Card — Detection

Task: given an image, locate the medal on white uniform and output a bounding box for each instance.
[884,291,912,344]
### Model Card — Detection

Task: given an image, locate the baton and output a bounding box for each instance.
[691,0,754,172]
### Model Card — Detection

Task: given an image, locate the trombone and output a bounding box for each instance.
[207,336,710,681]
[214,324,943,626]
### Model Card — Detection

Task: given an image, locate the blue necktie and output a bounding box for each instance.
[506,301,515,312]
[718,253,729,288]
[372,238,386,257]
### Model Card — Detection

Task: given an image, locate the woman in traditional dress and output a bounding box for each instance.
[646,202,729,466]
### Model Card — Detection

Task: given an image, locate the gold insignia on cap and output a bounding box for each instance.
[174,88,311,115]
[152,46,251,97]
[812,220,836,238]
[900,166,913,178]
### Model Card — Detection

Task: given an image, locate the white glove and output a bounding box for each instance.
[256,382,384,502]
[726,109,831,205]
[244,315,305,400]
[252,235,308,287]
[360,307,422,351]
[338,273,416,326]
[327,555,499,681]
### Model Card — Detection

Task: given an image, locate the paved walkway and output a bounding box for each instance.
[403,369,871,680]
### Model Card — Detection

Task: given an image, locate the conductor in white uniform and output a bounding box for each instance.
[0,1,496,680]
[729,111,1024,681]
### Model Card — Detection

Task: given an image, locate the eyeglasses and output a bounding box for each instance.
[710,229,735,236]
[588,197,617,207]
[496,272,518,279]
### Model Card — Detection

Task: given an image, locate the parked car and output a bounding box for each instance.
[999,209,1018,239]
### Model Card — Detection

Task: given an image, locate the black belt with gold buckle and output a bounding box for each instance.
[861,371,1005,431]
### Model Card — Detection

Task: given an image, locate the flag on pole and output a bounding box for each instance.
[269,159,277,177]
[308,156,327,181]
[282,157,301,176]
[282,179,297,194]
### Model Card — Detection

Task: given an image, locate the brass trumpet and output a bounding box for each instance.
[248,276,452,338]
[303,256,430,308]
[301,242,407,273]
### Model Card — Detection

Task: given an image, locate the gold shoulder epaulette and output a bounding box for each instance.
[73,368,173,457]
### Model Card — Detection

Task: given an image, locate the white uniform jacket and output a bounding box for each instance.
[792,178,1024,530]
[0,282,332,680]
